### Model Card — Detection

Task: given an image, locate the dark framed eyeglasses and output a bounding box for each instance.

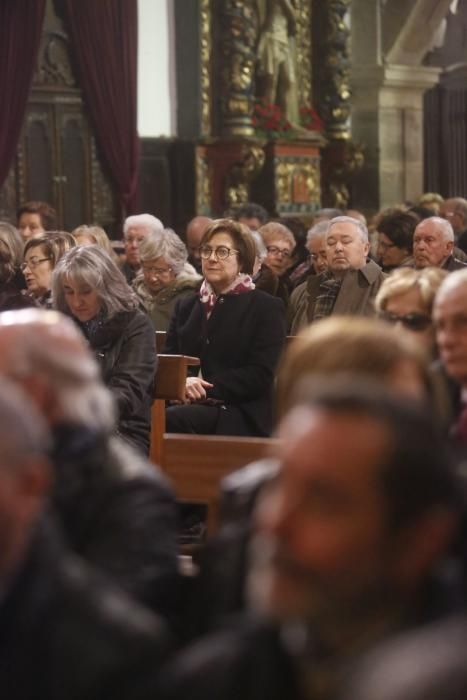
[199,245,239,260]
[379,311,432,332]
[266,245,291,258]
[21,257,52,271]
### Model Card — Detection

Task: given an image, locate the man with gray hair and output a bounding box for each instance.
[413,217,467,272]
[0,375,167,699]
[0,308,178,619]
[122,213,164,283]
[289,216,385,333]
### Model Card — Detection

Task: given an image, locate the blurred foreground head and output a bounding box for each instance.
[0,376,51,580]
[276,316,431,420]
[0,308,114,431]
[249,379,459,637]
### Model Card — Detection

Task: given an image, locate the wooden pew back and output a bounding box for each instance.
[161,434,279,534]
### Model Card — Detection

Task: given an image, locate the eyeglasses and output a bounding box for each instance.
[21,257,51,271]
[142,265,172,276]
[379,311,432,332]
[266,246,292,258]
[199,245,239,260]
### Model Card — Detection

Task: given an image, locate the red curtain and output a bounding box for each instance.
[0,0,46,190]
[63,0,139,215]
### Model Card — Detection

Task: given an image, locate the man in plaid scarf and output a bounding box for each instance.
[289,216,385,333]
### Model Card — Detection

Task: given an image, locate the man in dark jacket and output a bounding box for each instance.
[0,309,179,622]
[157,381,462,700]
[0,376,168,700]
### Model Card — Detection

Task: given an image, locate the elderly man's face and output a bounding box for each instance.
[250,408,405,624]
[124,225,150,268]
[434,281,467,386]
[413,221,453,269]
[326,222,369,274]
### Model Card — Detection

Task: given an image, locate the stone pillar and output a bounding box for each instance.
[349,0,447,210]
[351,63,441,209]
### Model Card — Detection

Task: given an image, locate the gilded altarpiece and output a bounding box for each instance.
[195,0,324,217]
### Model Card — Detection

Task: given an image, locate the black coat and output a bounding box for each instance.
[0,520,168,700]
[165,289,286,436]
[79,309,157,454]
[50,424,179,619]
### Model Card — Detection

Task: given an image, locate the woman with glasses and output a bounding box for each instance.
[375,267,447,353]
[134,228,201,331]
[52,245,156,455]
[22,232,76,308]
[375,210,418,272]
[255,221,296,305]
[165,219,286,436]
[0,222,36,310]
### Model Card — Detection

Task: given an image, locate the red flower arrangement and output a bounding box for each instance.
[252,100,293,139]
[299,105,324,133]
[253,100,324,139]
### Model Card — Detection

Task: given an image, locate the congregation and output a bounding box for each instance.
[1,194,467,698]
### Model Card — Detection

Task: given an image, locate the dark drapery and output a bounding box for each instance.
[63,0,139,215]
[0,0,46,190]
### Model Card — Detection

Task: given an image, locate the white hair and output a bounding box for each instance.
[327,215,369,242]
[123,214,163,238]
[0,309,115,432]
[307,220,330,245]
[139,229,188,275]
[418,217,454,243]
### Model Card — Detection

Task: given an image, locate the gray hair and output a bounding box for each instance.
[123,214,163,238]
[327,215,369,242]
[250,230,268,261]
[0,375,51,472]
[139,229,188,275]
[0,309,115,431]
[52,246,139,320]
[417,216,454,243]
[307,220,330,245]
[0,222,22,269]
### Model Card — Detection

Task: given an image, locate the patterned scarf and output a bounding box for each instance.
[199,274,255,319]
[313,272,342,321]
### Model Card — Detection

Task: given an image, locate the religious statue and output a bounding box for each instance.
[256,0,300,126]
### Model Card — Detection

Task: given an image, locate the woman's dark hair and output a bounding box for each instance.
[201,219,257,275]
[377,211,419,253]
[17,201,56,230]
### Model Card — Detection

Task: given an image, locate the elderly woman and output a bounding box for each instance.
[22,231,76,308]
[165,218,286,436]
[376,210,418,272]
[375,267,447,354]
[134,228,201,331]
[255,221,296,305]
[52,245,157,454]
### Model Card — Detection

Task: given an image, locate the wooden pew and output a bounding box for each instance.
[160,434,279,534]
[150,354,200,465]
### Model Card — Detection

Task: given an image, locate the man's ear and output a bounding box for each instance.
[393,509,458,585]
[446,239,454,255]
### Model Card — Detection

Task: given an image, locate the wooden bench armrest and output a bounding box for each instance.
[154,354,200,402]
